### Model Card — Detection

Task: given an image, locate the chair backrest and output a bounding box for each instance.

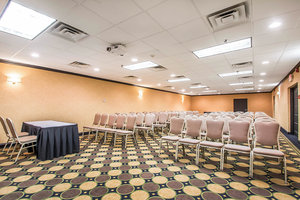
[218,117,231,133]
[158,112,168,124]
[144,113,155,127]
[107,114,117,128]
[92,113,101,125]
[154,113,159,122]
[100,114,108,126]
[169,118,185,135]
[254,122,280,146]
[229,121,250,143]
[5,118,19,141]
[206,120,224,140]
[185,119,202,138]
[126,115,136,131]
[115,115,126,129]
[136,113,144,126]
[0,116,10,138]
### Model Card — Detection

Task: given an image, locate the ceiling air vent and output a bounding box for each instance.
[50,22,89,42]
[69,61,90,68]
[239,75,253,79]
[232,61,252,69]
[148,66,167,72]
[123,75,138,79]
[207,2,249,31]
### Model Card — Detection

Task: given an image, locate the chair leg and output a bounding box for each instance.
[250,151,254,177]
[175,142,179,161]
[88,130,90,140]
[2,139,9,152]
[104,132,107,143]
[220,148,224,170]
[7,142,14,154]
[196,144,200,165]
[159,139,163,154]
[95,130,98,141]
[125,135,128,148]
[284,156,287,184]
[114,134,117,146]
[15,144,24,162]
[10,143,18,158]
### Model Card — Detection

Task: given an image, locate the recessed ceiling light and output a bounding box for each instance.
[205,88,210,90]
[269,21,282,29]
[218,70,253,77]
[157,83,161,86]
[171,87,175,89]
[123,61,158,70]
[190,85,207,89]
[93,68,100,72]
[262,61,270,65]
[257,91,261,92]
[168,77,191,83]
[0,2,56,40]
[229,82,253,86]
[137,78,142,82]
[170,74,176,77]
[260,72,266,76]
[203,90,217,93]
[235,88,254,91]
[193,37,252,58]
[259,79,264,82]
[31,52,39,58]
[258,87,262,90]
[131,58,138,62]
[180,89,186,92]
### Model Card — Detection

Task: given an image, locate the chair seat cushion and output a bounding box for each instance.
[115,130,132,135]
[179,138,200,144]
[18,132,29,137]
[224,144,251,152]
[19,135,37,143]
[161,136,180,141]
[253,147,284,157]
[83,125,98,129]
[200,141,223,148]
[136,127,151,130]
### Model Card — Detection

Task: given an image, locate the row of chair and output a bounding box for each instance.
[0,117,37,162]
[159,117,287,183]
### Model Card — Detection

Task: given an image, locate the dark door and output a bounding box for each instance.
[234,99,248,112]
[290,85,298,136]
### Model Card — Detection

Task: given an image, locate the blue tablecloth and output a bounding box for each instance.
[22,120,79,161]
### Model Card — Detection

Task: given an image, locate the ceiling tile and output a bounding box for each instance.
[148,0,200,29]
[98,26,136,44]
[133,0,166,10]
[142,31,178,49]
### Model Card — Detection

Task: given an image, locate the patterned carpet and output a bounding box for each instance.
[0,130,299,200]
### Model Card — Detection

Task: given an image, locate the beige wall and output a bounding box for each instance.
[0,62,191,143]
[272,64,300,140]
[191,93,273,116]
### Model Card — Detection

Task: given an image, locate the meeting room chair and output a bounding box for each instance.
[104,114,126,144]
[82,113,101,140]
[159,117,185,154]
[152,112,168,133]
[197,120,224,169]
[114,115,137,148]
[134,113,155,137]
[251,121,287,183]
[221,121,251,172]
[6,118,37,162]
[175,118,202,164]
[95,114,117,141]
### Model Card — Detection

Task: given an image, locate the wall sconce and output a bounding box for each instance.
[138,90,143,99]
[7,74,21,84]
[181,95,184,104]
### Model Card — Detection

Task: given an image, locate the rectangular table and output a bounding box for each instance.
[22,120,79,161]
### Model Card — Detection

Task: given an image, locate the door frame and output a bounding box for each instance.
[289,83,298,135]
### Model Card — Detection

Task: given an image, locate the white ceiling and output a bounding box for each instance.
[1,0,300,95]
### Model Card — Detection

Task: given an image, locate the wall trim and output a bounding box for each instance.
[280,127,290,134]
[192,91,271,97]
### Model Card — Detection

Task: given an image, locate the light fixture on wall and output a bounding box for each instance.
[7,74,21,84]
[181,95,184,104]
[138,90,143,99]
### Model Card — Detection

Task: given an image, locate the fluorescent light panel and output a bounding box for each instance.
[168,78,191,83]
[190,85,207,88]
[260,83,279,87]
[123,61,158,70]
[235,88,254,91]
[218,70,253,77]
[193,38,252,58]
[0,2,56,39]
[229,82,253,86]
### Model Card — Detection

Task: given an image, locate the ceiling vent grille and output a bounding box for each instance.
[148,66,167,72]
[207,2,249,31]
[123,75,138,79]
[191,82,202,86]
[69,61,90,68]
[232,61,252,69]
[50,22,89,42]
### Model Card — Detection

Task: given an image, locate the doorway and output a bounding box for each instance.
[290,85,298,136]
[234,99,248,112]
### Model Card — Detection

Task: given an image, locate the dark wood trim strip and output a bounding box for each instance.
[192,91,271,97]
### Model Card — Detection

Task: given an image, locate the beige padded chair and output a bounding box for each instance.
[6,118,37,162]
[104,114,126,144]
[198,120,224,168]
[134,113,155,137]
[251,121,287,183]
[152,112,168,133]
[222,121,251,172]
[96,114,117,142]
[175,119,202,164]
[159,117,184,154]
[114,115,137,148]
[1,116,29,154]
[82,113,101,140]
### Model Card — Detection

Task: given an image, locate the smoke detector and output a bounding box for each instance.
[106,44,126,56]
